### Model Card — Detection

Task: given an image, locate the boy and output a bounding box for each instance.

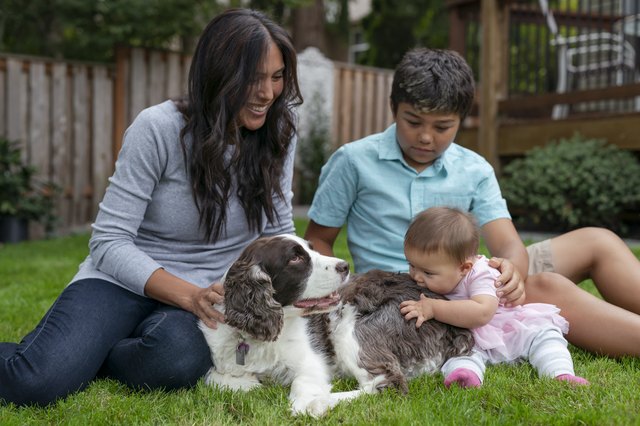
[304,47,640,357]
[306,48,527,305]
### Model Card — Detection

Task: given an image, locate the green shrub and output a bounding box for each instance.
[500,134,640,233]
[296,91,331,205]
[0,137,58,232]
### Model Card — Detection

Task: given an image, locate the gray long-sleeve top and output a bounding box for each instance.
[71,100,295,296]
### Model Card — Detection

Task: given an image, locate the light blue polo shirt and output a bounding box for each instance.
[308,123,510,273]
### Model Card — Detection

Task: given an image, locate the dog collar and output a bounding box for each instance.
[236,341,250,365]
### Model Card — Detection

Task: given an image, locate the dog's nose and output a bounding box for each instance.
[335,261,350,279]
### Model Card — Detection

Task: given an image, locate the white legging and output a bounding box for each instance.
[441,326,575,382]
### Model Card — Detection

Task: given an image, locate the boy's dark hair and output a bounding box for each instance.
[390,48,475,119]
[404,207,479,264]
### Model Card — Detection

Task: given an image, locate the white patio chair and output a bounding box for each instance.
[539,0,637,119]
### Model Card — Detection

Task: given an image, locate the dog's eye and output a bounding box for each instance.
[289,255,304,264]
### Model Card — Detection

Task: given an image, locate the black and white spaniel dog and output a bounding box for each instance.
[199,234,351,417]
[200,235,474,417]
[315,270,475,395]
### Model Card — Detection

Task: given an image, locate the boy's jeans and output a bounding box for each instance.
[0,279,212,406]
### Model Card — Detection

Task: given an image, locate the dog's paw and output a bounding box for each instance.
[204,368,262,391]
[290,395,333,418]
[360,374,387,393]
[329,389,365,404]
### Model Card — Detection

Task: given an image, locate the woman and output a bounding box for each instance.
[0,8,302,406]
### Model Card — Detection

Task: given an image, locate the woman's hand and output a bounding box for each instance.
[191,282,225,329]
[144,269,226,329]
[488,257,526,307]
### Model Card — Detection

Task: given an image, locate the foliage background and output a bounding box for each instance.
[358,0,448,68]
[0,0,223,62]
[0,0,449,67]
[501,134,640,236]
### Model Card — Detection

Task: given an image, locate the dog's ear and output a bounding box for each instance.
[223,261,284,342]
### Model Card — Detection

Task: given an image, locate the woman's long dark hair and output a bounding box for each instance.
[177,8,302,242]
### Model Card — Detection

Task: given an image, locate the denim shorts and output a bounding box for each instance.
[527,239,554,275]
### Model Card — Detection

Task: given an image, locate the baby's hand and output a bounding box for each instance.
[399,294,434,328]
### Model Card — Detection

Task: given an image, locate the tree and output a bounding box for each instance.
[0,0,351,62]
[291,0,327,53]
[253,0,348,60]
[247,0,297,24]
[0,0,221,62]
[359,0,448,69]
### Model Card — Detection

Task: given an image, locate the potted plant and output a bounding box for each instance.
[0,137,58,243]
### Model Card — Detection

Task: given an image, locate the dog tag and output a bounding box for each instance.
[236,342,249,365]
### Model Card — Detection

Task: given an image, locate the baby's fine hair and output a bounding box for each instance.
[390,48,475,119]
[404,207,479,264]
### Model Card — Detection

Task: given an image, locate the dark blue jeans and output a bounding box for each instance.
[0,279,212,406]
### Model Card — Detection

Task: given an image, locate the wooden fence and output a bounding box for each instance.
[3,43,639,238]
[331,62,395,148]
[112,46,192,155]
[0,48,396,236]
[113,47,395,152]
[0,53,113,235]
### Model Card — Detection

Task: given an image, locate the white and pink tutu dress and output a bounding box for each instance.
[445,256,569,363]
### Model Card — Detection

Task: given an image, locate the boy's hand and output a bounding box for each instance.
[399,294,434,328]
[489,257,525,307]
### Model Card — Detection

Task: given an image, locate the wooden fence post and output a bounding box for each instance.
[478,0,504,173]
[113,46,128,161]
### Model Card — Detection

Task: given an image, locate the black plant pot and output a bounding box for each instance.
[0,216,29,243]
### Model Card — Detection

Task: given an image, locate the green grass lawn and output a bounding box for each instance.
[1,220,640,425]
